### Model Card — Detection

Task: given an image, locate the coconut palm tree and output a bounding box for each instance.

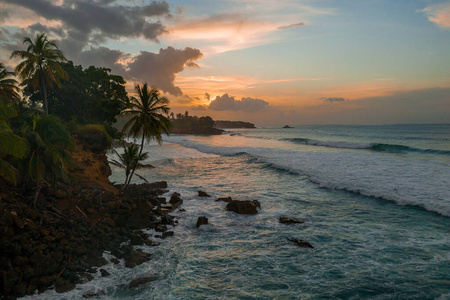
[110,144,154,186]
[23,114,73,201]
[11,33,68,114]
[0,62,20,102]
[0,102,28,184]
[121,83,171,191]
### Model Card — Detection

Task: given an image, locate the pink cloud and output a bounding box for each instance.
[421,3,450,28]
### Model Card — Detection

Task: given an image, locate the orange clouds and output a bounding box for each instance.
[166,14,306,53]
[421,3,450,29]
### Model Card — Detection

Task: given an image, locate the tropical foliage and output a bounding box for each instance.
[110,144,154,186]
[0,102,28,184]
[1,32,173,198]
[11,33,68,114]
[121,83,172,190]
[26,61,129,137]
[0,62,20,102]
[21,115,73,188]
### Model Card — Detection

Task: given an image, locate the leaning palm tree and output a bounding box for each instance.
[121,84,172,191]
[11,33,68,114]
[110,144,154,187]
[0,62,20,102]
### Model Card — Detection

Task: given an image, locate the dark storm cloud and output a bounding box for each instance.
[3,0,170,42]
[209,94,269,112]
[127,47,203,96]
[1,0,204,96]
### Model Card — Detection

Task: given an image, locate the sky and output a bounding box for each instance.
[0,0,449,125]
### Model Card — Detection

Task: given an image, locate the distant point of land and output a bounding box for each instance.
[215,121,256,129]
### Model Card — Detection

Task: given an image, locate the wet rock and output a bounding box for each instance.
[55,278,75,293]
[226,200,260,214]
[155,224,167,232]
[287,238,314,248]
[129,234,144,245]
[198,191,210,197]
[100,269,110,277]
[145,240,161,247]
[83,290,101,298]
[124,249,151,268]
[110,257,120,264]
[178,209,186,212]
[161,215,174,226]
[78,272,94,284]
[162,231,174,239]
[216,197,232,203]
[279,217,305,224]
[196,216,209,228]
[128,276,158,288]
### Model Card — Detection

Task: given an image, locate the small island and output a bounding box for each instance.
[283,125,294,128]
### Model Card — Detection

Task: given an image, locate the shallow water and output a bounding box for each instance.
[26,124,450,299]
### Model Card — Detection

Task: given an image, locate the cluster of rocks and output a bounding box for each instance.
[0,180,183,298]
[197,192,314,248]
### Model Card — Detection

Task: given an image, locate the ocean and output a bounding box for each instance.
[27,124,450,299]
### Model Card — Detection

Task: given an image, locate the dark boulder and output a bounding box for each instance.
[100,269,110,277]
[279,217,305,224]
[162,231,174,239]
[216,197,232,203]
[128,276,158,288]
[124,249,151,268]
[196,216,209,228]
[226,200,260,214]
[198,191,210,197]
[287,238,314,248]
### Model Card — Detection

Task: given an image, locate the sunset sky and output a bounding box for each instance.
[0,0,449,125]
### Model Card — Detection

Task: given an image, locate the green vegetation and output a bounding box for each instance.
[25,61,130,138]
[110,144,154,186]
[170,112,222,135]
[0,62,20,102]
[1,32,173,195]
[11,33,68,115]
[122,83,172,191]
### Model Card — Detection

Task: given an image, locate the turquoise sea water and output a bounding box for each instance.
[26,124,450,299]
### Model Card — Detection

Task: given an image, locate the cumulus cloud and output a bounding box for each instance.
[322,97,347,103]
[126,47,203,96]
[0,1,205,96]
[421,3,450,28]
[208,94,269,112]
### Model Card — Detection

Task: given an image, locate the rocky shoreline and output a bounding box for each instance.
[0,136,185,299]
[0,179,183,299]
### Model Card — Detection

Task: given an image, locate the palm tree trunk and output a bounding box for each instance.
[122,134,145,192]
[39,65,48,115]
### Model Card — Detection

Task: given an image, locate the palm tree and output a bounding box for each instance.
[23,115,73,201]
[11,33,68,114]
[110,144,154,186]
[0,102,28,184]
[0,62,20,102]
[122,83,171,191]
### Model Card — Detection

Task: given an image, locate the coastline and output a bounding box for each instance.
[0,141,184,298]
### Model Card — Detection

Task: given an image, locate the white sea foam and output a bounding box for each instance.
[164,135,450,217]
